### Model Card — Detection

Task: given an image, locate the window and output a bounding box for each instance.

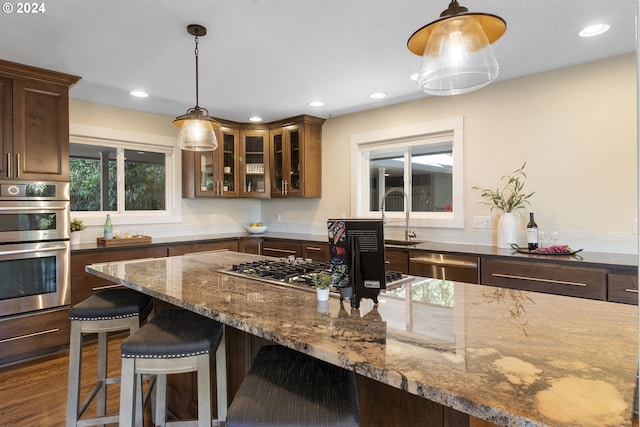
[68,129,181,226]
[351,117,464,228]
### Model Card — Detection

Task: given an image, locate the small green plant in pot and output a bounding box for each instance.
[312,271,332,301]
[70,218,86,232]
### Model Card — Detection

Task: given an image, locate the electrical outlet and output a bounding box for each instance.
[473,216,492,229]
[210,214,216,223]
[633,218,638,234]
[277,214,282,222]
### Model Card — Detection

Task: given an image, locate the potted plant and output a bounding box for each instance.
[472,163,534,248]
[70,218,85,245]
[311,271,332,301]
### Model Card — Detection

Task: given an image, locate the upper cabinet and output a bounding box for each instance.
[182,114,324,199]
[239,126,270,198]
[182,122,240,198]
[270,115,324,198]
[0,60,80,182]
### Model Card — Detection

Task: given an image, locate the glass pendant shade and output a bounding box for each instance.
[407,1,506,96]
[174,109,219,151]
[418,16,499,96]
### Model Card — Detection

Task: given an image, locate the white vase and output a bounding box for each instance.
[316,288,330,301]
[497,212,517,249]
[70,231,81,246]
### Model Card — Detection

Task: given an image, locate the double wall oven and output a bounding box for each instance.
[0,181,70,317]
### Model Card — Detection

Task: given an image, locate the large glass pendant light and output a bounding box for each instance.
[173,24,220,151]
[407,0,506,96]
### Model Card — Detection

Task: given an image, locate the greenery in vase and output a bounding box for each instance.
[472,163,534,213]
[70,218,86,232]
[311,272,332,290]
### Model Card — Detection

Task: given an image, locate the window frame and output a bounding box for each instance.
[351,116,464,228]
[69,124,182,228]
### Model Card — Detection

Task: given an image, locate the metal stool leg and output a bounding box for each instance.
[96,331,107,427]
[66,321,83,427]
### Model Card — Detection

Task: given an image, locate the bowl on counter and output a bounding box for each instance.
[245,225,268,234]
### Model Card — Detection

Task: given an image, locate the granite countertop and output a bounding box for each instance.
[86,250,638,427]
[73,231,638,269]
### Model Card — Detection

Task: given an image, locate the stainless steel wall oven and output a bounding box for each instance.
[0,181,70,317]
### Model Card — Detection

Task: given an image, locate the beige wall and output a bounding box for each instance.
[70,53,638,253]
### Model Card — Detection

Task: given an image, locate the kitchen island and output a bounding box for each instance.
[86,250,638,427]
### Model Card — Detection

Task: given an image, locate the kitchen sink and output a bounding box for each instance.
[384,239,424,246]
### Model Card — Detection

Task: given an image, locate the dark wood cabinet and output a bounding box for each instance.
[239,126,270,198]
[182,123,240,198]
[168,239,238,256]
[261,239,301,258]
[607,271,638,304]
[385,248,409,274]
[239,237,262,254]
[0,60,79,181]
[269,115,324,198]
[0,307,70,367]
[302,241,330,262]
[481,258,608,300]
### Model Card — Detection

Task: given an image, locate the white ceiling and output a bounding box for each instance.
[0,0,635,123]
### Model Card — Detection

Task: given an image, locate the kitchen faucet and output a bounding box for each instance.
[380,187,417,242]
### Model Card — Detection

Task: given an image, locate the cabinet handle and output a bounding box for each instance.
[491,273,587,287]
[305,246,321,251]
[92,283,123,291]
[624,288,639,293]
[262,247,296,255]
[15,153,20,178]
[6,152,10,178]
[0,328,60,344]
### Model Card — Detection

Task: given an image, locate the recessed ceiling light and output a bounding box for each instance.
[309,101,325,107]
[410,73,418,81]
[578,24,610,38]
[248,116,263,122]
[130,90,149,98]
[369,92,386,99]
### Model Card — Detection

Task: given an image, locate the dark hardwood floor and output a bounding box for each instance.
[0,335,153,427]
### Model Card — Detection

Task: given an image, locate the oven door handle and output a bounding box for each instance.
[0,205,69,211]
[0,245,67,256]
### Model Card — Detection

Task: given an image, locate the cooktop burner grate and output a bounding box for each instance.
[222,258,406,292]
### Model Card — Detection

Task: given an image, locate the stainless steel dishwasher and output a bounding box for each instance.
[409,252,480,284]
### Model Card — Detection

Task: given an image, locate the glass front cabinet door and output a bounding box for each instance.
[181,125,239,198]
[270,115,324,198]
[239,128,270,198]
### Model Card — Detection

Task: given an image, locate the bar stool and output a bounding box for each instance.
[226,345,360,427]
[66,287,154,427]
[119,309,228,427]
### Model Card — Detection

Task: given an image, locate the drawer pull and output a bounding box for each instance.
[0,328,60,344]
[491,273,587,287]
[262,247,296,255]
[305,246,321,252]
[92,283,124,291]
[624,288,639,293]
[411,257,478,269]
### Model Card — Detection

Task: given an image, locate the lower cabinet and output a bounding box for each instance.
[481,258,607,300]
[385,248,409,274]
[168,239,239,256]
[260,239,301,258]
[301,241,330,262]
[0,307,70,366]
[607,271,639,304]
[239,237,262,254]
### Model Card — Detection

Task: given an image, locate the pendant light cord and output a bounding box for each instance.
[194,33,200,109]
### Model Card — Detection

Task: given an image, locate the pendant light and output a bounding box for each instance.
[407,0,506,96]
[173,24,220,151]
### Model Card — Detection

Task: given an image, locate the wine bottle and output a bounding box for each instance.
[104,214,113,239]
[526,212,538,250]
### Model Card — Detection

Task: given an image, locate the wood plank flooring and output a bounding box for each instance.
[0,335,153,427]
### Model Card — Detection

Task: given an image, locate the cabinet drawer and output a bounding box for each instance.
[168,240,239,256]
[385,249,409,274]
[608,273,638,304]
[0,307,70,366]
[261,240,301,258]
[302,242,329,262]
[481,259,607,300]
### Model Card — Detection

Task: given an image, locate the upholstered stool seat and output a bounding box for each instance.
[119,309,227,427]
[226,345,360,427]
[66,288,154,427]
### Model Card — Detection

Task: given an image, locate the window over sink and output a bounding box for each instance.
[351,116,464,228]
